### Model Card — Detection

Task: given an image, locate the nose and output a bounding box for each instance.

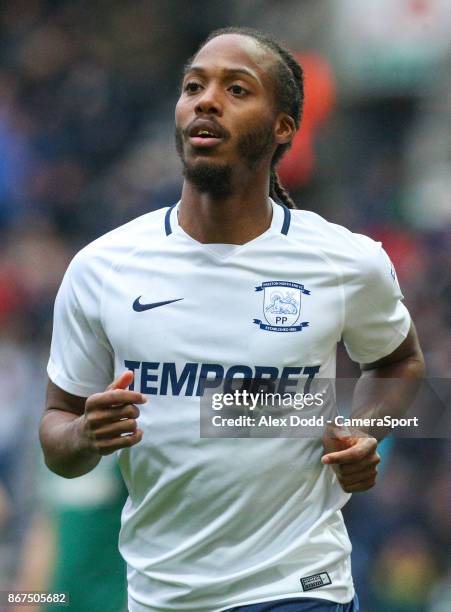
[194,83,223,116]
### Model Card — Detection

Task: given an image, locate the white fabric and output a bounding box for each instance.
[48,200,410,611]
[197,243,240,257]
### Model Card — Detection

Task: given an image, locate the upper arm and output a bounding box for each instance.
[45,377,87,416]
[342,241,412,364]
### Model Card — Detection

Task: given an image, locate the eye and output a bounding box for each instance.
[229,84,248,96]
[184,81,202,94]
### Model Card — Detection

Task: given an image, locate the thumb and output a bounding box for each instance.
[106,370,134,391]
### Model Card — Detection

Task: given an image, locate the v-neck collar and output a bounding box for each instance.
[164,198,291,261]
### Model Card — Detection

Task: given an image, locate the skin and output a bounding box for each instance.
[175,33,295,244]
[322,321,425,492]
[40,34,425,490]
[41,371,146,477]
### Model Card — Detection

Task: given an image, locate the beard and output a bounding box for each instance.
[182,161,233,199]
[237,120,275,170]
[175,119,275,199]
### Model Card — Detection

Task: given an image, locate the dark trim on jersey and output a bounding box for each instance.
[165,204,176,236]
[165,201,291,236]
[280,203,291,235]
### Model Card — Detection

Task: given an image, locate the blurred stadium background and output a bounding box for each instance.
[0,1,450,611]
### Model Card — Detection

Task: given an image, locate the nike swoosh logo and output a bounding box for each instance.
[133,297,184,312]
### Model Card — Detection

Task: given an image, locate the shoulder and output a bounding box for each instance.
[289,208,386,279]
[66,206,172,280]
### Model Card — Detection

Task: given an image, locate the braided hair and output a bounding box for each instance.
[194,27,304,209]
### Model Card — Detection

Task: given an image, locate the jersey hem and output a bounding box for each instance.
[127,588,356,612]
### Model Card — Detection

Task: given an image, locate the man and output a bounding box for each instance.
[40,27,425,612]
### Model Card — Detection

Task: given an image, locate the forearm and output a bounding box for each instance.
[39,409,101,478]
[350,353,425,440]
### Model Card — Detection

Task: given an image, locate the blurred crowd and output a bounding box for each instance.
[0,1,450,611]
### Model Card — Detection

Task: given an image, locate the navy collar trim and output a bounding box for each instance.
[164,204,176,236]
[165,201,291,236]
[280,203,291,235]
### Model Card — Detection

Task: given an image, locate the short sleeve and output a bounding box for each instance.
[47,251,114,397]
[342,241,411,364]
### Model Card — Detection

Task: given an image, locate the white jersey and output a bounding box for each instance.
[48,200,410,611]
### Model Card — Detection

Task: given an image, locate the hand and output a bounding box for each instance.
[321,426,380,493]
[80,371,147,455]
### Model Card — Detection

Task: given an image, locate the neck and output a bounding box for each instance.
[178,169,272,244]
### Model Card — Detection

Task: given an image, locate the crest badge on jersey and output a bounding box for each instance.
[253,281,310,332]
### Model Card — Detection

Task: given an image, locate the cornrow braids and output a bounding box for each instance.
[193,27,304,210]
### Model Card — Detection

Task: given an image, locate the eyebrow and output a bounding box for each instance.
[183,65,260,84]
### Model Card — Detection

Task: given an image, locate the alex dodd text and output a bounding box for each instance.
[211,414,420,428]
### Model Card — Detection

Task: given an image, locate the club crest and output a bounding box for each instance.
[254,281,310,332]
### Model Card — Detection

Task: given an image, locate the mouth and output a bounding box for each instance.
[187,120,226,149]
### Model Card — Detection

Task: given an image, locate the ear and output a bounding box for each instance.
[274,113,296,146]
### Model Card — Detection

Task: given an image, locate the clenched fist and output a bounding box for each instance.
[321,426,380,493]
[80,370,147,455]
